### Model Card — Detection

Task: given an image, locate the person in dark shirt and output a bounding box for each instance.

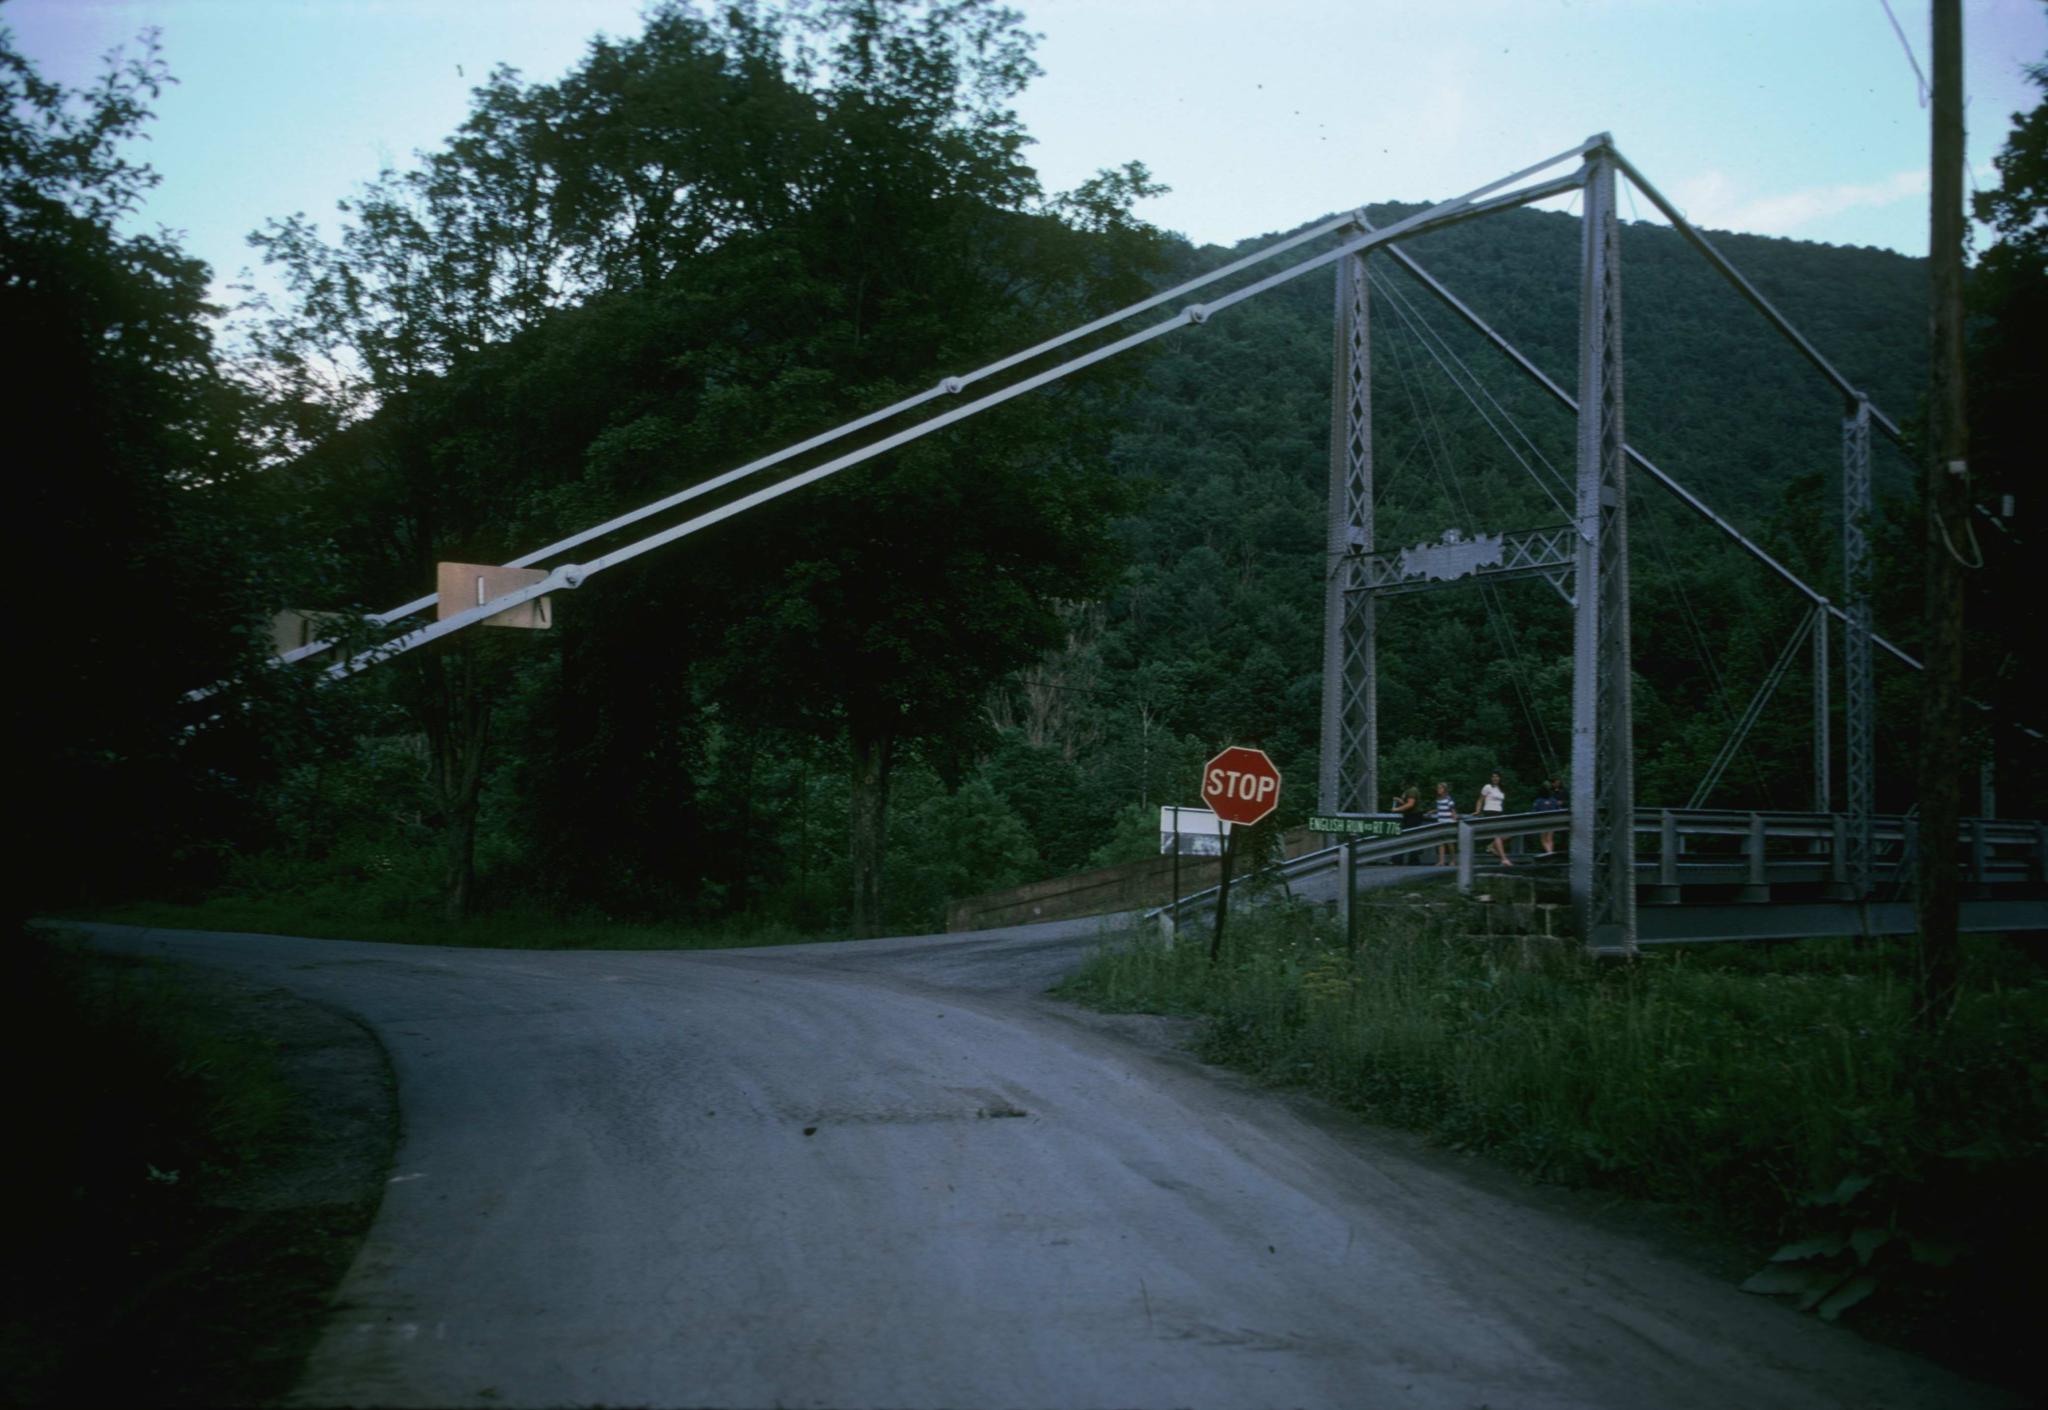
[1391,785,1420,827]
[1390,784,1421,863]
[1533,777,1565,855]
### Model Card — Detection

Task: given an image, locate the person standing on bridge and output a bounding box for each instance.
[1392,784,1421,863]
[1474,771,1512,867]
[1391,785,1420,825]
[1534,778,1564,855]
[1432,782,1457,865]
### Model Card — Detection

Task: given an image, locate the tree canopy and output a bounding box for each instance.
[5,26,320,910]
[248,0,1169,930]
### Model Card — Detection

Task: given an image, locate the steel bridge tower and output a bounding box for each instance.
[1318,141,1637,955]
[1317,248,1374,818]
[1842,397,1876,899]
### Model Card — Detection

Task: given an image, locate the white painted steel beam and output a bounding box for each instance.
[318,161,1592,681]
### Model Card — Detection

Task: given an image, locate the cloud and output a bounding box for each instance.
[1666,168,1928,239]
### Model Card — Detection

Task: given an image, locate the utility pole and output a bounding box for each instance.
[1916,0,1968,1024]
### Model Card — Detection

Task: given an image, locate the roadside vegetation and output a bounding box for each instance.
[1059,903,2047,1391]
[88,894,820,951]
[1,928,393,1405]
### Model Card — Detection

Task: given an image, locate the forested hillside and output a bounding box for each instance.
[17,6,2035,939]
[409,200,1943,934]
[973,203,1933,884]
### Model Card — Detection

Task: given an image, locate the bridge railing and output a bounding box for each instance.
[1141,814,1550,923]
[1141,809,2046,924]
[1638,809,2046,902]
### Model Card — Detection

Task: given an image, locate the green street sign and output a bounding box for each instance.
[1307,813,1402,838]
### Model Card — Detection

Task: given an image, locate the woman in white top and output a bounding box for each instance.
[1474,771,1513,867]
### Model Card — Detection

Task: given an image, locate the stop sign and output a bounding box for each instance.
[1201,746,1283,826]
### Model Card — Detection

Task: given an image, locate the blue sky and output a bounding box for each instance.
[7,0,2044,306]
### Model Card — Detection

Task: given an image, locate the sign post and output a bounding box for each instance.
[1210,824,1240,963]
[1341,837,1356,952]
[1171,807,1179,946]
[1200,747,1283,961]
[1158,806,1228,946]
[1308,812,1404,949]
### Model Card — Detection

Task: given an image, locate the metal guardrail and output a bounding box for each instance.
[1142,815,1547,923]
[1143,809,2048,929]
[1637,810,2046,902]
[1141,838,1358,923]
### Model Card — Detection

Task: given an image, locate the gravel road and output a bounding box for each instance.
[72,918,2008,1410]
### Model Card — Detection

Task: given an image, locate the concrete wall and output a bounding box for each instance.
[945,827,1322,933]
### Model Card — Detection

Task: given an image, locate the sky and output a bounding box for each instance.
[6,0,2044,310]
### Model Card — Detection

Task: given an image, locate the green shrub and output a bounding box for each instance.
[2,931,299,1401]
[1060,909,2048,1383]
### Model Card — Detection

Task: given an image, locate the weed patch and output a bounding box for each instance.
[2,929,393,1405]
[1058,905,2048,1389]
[84,894,826,950]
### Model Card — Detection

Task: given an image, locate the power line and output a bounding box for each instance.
[1877,0,1932,107]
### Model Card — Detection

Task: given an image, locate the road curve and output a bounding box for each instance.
[72,918,2003,1410]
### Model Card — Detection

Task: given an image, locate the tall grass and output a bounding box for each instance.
[7,931,295,1205]
[76,833,838,950]
[86,894,826,950]
[1060,901,2047,1382]
[3,930,305,1403]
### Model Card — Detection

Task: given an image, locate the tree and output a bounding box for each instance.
[668,2,1163,933]
[257,0,1167,932]
[4,24,294,911]
[1972,61,2047,289]
[1964,58,2047,818]
[247,44,597,920]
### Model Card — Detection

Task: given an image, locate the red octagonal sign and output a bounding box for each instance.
[1202,746,1283,827]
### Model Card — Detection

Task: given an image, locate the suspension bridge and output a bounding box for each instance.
[240,133,2046,955]
[1311,137,2042,954]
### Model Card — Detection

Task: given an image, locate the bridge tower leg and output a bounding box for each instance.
[1319,249,1374,815]
[1570,141,1637,956]
[1813,603,1831,811]
[1842,397,1875,896]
